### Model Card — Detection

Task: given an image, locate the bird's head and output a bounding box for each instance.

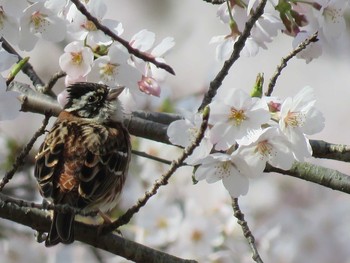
[64,83,124,122]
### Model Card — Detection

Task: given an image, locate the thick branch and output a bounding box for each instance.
[310,139,350,162]
[266,162,350,193]
[0,193,197,263]
[8,81,61,115]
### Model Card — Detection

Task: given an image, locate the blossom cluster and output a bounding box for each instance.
[167,86,325,197]
[211,0,348,62]
[0,0,174,111]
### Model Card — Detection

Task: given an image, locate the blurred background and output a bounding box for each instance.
[1,0,350,262]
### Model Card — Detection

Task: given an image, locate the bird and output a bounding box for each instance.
[34,82,131,247]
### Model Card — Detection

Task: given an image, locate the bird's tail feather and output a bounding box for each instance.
[45,211,75,247]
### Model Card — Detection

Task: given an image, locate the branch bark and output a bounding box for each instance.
[266,162,350,193]
[0,193,197,263]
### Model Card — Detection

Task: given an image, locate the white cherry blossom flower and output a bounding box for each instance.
[315,0,348,41]
[130,29,175,96]
[195,152,252,197]
[167,112,213,165]
[18,1,66,51]
[211,4,283,60]
[59,41,94,78]
[279,86,325,160]
[88,44,141,89]
[67,0,123,46]
[168,200,222,260]
[209,88,270,150]
[237,127,295,176]
[134,196,182,247]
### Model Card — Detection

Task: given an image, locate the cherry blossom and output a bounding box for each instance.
[130,30,175,96]
[211,4,283,60]
[279,86,325,160]
[314,0,348,42]
[168,201,222,260]
[209,88,270,150]
[195,152,252,197]
[88,44,141,89]
[18,1,66,51]
[167,111,213,165]
[67,0,123,46]
[237,127,295,176]
[59,41,94,78]
[133,196,182,247]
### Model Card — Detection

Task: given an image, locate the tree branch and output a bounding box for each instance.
[265,31,318,96]
[266,162,350,193]
[69,0,175,75]
[310,139,350,162]
[232,198,263,263]
[0,193,197,263]
[39,70,66,96]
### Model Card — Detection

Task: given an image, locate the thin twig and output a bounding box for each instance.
[132,149,173,165]
[198,0,268,111]
[232,198,264,263]
[70,0,175,75]
[1,38,45,88]
[265,31,318,96]
[102,107,210,234]
[202,0,225,4]
[40,70,66,96]
[0,112,51,192]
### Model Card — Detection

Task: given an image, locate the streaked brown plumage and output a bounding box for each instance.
[35,83,131,246]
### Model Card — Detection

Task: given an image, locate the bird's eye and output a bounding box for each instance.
[88,95,97,103]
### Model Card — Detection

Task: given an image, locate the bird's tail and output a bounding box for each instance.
[45,210,75,247]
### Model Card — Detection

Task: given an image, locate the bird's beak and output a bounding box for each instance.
[107,86,125,101]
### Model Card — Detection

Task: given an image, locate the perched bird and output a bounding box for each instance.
[34,83,131,247]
